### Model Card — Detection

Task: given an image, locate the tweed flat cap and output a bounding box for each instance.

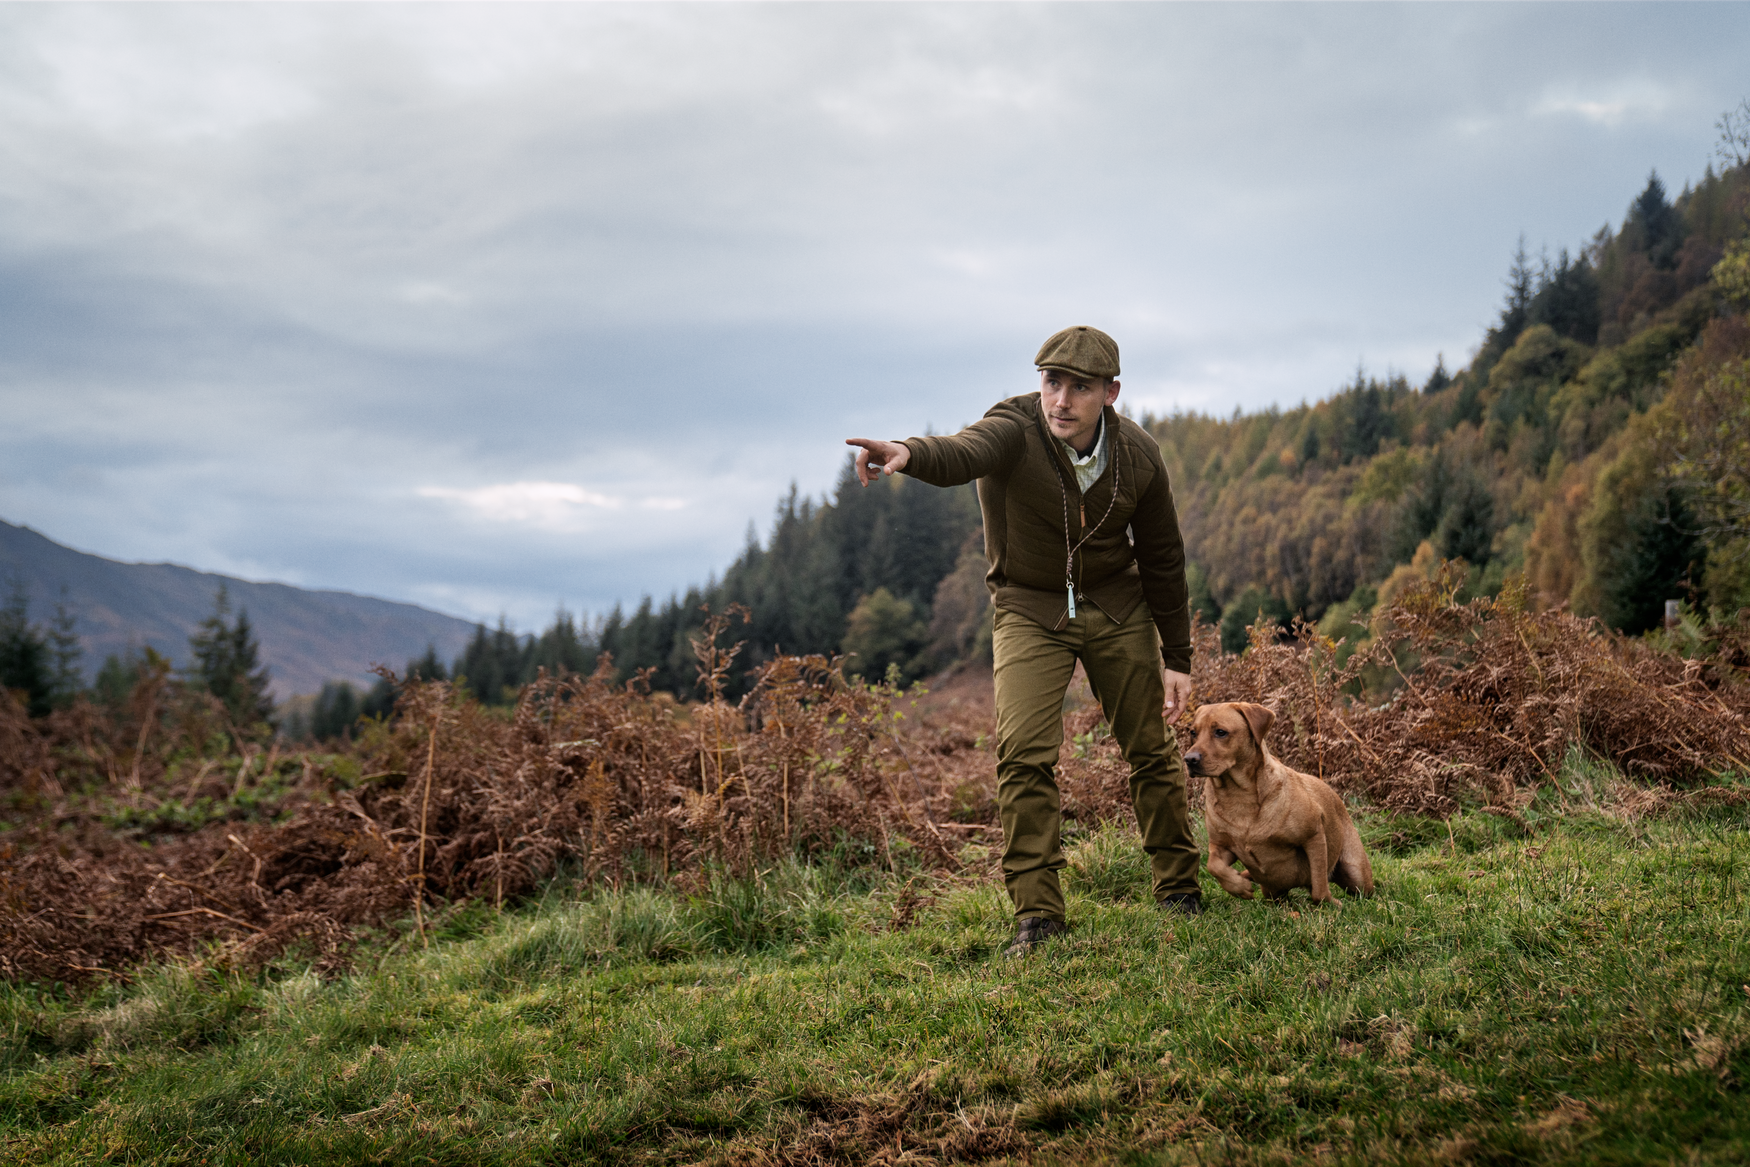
[1035,325,1120,380]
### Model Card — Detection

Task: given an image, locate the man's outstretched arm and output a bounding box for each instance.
[844,438,910,487]
[848,408,1025,489]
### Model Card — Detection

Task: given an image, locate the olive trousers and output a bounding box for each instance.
[991,603,1199,921]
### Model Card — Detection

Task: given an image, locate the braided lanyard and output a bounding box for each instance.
[1056,419,1121,619]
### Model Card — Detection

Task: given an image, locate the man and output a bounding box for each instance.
[846,325,1201,958]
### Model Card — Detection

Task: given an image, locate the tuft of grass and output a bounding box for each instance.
[1065,820,1153,901]
[5,795,1750,1165]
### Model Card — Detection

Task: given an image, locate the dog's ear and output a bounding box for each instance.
[1239,702,1275,747]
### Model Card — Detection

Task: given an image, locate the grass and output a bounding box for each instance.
[4,776,1750,1164]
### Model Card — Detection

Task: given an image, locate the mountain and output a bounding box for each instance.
[0,519,477,698]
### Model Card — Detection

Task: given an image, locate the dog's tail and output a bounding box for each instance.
[1336,819,1375,897]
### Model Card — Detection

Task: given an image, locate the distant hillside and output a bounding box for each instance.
[1151,154,1750,648]
[0,520,477,698]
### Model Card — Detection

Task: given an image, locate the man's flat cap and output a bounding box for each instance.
[1035,325,1120,380]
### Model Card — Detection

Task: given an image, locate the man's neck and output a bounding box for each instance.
[1067,414,1104,459]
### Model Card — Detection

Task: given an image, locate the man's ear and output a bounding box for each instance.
[1239,702,1275,747]
[1104,378,1121,407]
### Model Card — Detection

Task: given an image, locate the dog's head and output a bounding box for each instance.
[1184,702,1275,780]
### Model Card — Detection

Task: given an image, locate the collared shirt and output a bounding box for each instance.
[1058,415,1108,493]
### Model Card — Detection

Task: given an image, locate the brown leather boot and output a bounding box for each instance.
[1003,916,1069,958]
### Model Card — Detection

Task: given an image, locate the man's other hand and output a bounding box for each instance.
[845,438,910,487]
[1163,669,1191,722]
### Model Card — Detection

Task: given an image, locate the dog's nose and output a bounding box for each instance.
[1184,750,1202,774]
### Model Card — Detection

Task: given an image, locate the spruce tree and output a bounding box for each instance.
[188,586,275,729]
[1392,454,1453,563]
[1423,355,1451,395]
[1433,472,1496,567]
[1501,237,1535,345]
[528,609,595,678]
[311,681,361,741]
[454,619,531,705]
[1628,172,1682,270]
[47,595,83,703]
[1527,249,1602,343]
[93,650,141,711]
[0,583,54,717]
[1600,484,1702,634]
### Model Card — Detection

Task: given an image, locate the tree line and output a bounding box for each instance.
[2,583,276,734]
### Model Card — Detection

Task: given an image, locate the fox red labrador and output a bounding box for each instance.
[1185,701,1373,904]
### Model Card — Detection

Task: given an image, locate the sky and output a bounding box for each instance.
[3,2,1748,633]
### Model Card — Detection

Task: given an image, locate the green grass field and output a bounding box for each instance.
[6,772,1750,1165]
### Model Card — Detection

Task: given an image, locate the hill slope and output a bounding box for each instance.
[0,519,476,698]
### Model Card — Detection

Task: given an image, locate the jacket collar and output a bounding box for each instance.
[1032,396,1121,481]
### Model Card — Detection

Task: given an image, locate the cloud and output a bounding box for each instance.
[415,482,694,533]
[398,281,468,307]
[1535,80,1675,129]
[1,3,1747,632]
[418,482,628,527]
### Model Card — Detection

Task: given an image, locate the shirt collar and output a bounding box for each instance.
[1060,414,1105,465]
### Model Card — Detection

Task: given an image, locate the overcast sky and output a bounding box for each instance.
[2,2,1747,631]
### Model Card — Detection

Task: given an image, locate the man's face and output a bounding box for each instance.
[1039,368,1120,451]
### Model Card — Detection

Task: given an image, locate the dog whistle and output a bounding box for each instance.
[1067,586,1076,618]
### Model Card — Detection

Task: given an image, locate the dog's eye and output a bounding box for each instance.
[1213,728,1228,738]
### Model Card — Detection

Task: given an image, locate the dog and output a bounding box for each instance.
[1184,701,1373,904]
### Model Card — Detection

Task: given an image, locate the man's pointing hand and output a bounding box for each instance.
[845,438,910,487]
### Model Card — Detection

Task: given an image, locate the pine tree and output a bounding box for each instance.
[1423,355,1451,395]
[311,681,362,741]
[94,650,141,710]
[1502,236,1535,345]
[1217,584,1292,655]
[1433,472,1496,567]
[188,586,275,729]
[1472,237,1538,382]
[0,583,54,717]
[408,644,450,683]
[1392,454,1453,563]
[47,594,83,702]
[1628,172,1683,270]
[454,619,530,705]
[1599,484,1702,634]
[1527,249,1602,343]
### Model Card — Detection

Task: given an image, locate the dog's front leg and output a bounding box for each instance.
[1206,843,1254,899]
[1305,829,1332,904]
